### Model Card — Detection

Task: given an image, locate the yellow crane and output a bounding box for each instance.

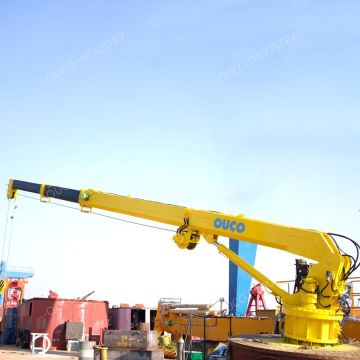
[7,179,358,345]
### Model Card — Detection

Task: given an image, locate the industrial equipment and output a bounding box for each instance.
[76,291,95,300]
[16,297,108,350]
[0,261,33,313]
[0,261,33,344]
[245,283,267,317]
[0,280,5,295]
[6,179,360,346]
[154,298,274,342]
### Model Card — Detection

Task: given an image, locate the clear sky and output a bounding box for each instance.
[0,1,359,309]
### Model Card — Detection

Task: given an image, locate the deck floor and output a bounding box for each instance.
[0,345,77,360]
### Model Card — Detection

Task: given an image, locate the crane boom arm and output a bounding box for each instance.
[7,180,338,261]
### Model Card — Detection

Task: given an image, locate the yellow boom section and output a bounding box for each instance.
[79,188,338,262]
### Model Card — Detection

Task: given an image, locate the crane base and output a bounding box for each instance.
[283,305,343,344]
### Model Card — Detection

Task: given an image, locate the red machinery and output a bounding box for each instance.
[0,261,33,322]
[0,278,28,321]
[246,283,267,317]
[17,297,109,350]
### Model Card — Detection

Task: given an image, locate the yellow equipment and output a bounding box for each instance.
[7,179,358,345]
[0,279,6,295]
[154,298,275,341]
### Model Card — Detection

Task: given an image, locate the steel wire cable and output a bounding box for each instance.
[6,199,17,264]
[1,200,11,263]
[18,193,176,233]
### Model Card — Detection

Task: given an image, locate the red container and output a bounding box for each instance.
[109,306,131,331]
[17,298,108,350]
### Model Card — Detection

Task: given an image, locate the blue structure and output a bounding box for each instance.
[228,239,257,316]
[0,261,34,307]
[0,261,33,279]
[3,308,18,344]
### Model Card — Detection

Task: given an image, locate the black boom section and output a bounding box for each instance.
[43,185,80,203]
[12,180,41,194]
[12,180,80,203]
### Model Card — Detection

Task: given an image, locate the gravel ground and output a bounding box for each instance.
[0,345,77,360]
[0,345,173,360]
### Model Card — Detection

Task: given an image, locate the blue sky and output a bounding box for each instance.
[0,1,359,307]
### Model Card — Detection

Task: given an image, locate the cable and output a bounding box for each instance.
[1,200,11,263]
[330,278,336,292]
[320,280,330,298]
[299,285,318,294]
[344,300,351,316]
[92,211,176,233]
[329,233,359,279]
[328,233,360,280]
[318,299,331,308]
[6,200,17,264]
[18,193,176,233]
[19,194,79,210]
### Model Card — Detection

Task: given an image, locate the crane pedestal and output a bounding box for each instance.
[229,334,360,360]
